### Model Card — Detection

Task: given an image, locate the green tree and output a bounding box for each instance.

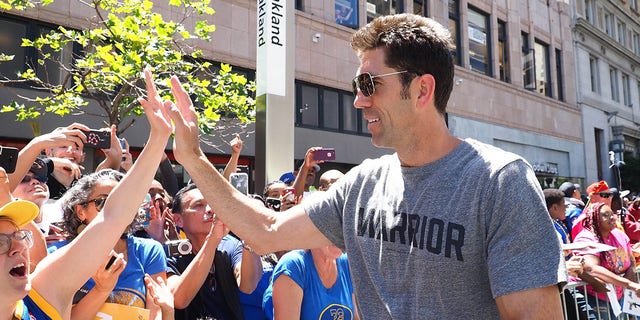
[0,0,255,136]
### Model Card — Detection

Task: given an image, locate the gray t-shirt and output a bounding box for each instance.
[304,138,566,319]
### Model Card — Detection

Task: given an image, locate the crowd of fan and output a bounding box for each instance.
[0,74,356,320]
[545,180,640,319]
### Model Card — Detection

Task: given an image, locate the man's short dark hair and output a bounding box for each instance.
[172,183,199,214]
[350,13,454,114]
[543,188,565,210]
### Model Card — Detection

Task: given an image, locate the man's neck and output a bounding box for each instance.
[398,133,461,167]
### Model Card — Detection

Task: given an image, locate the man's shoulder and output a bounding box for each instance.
[463,138,524,165]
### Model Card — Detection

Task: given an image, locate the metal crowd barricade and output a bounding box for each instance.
[561,280,640,320]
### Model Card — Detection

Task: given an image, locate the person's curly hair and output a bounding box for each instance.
[581,201,620,268]
[59,169,148,240]
[582,202,607,243]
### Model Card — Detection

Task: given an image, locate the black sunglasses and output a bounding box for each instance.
[351,70,408,97]
[598,192,612,198]
[21,174,48,184]
[81,196,108,211]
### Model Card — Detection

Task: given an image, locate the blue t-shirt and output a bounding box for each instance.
[167,235,244,320]
[48,234,166,307]
[263,250,355,320]
[239,256,276,320]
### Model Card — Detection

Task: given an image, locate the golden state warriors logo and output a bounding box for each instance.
[319,304,354,320]
[108,288,146,307]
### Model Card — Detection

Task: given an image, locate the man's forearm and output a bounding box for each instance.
[169,234,219,308]
[181,155,275,252]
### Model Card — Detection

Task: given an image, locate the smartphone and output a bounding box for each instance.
[230,172,249,195]
[0,146,19,173]
[84,130,111,149]
[105,255,117,270]
[314,148,336,161]
[265,197,281,212]
[119,138,127,151]
[140,193,152,227]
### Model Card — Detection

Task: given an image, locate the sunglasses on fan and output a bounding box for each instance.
[351,70,408,97]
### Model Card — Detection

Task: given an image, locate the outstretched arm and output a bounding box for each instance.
[31,68,173,314]
[8,123,88,191]
[165,76,332,254]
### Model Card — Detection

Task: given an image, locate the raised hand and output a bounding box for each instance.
[50,157,83,187]
[38,123,89,152]
[230,134,243,155]
[101,125,123,162]
[304,146,325,168]
[92,251,126,294]
[138,69,173,139]
[163,75,203,165]
[145,274,174,319]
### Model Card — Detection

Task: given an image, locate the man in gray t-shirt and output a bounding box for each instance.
[164,13,566,320]
[304,139,565,318]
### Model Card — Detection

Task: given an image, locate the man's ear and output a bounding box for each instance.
[416,73,436,107]
[173,213,184,228]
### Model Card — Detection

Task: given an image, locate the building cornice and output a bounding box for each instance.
[573,18,640,68]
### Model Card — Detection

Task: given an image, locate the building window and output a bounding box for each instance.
[522,32,535,91]
[342,94,358,133]
[632,0,638,11]
[585,0,595,23]
[414,0,427,16]
[448,0,461,65]
[335,0,358,29]
[622,73,631,106]
[467,6,491,76]
[589,55,599,93]
[637,81,640,109]
[555,49,564,101]
[534,40,551,97]
[299,84,319,127]
[610,67,619,102]
[367,0,403,23]
[604,11,615,38]
[295,0,304,11]
[323,90,340,130]
[0,17,28,79]
[633,31,640,55]
[595,128,604,180]
[0,15,74,85]
[296,81,368,136]
[617,21,626,46]
[498,20,509,82]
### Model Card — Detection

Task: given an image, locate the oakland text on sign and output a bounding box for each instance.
[257,0,284,47]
